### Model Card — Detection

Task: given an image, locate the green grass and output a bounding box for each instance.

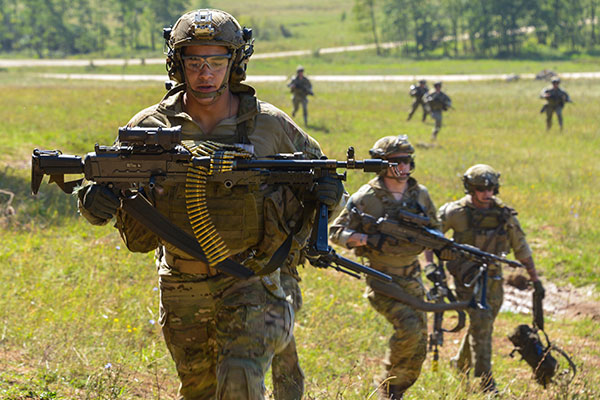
[1,77,599,398]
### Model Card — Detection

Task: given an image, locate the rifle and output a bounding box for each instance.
[31,126,394,280]
[425,262,466,371]
[351,207,524,309]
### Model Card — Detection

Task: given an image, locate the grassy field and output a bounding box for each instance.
[14,51,600,77]
[0,73,599,399]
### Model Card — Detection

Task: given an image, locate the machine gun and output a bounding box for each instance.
[350,207,524,309]
[31,126,394,280]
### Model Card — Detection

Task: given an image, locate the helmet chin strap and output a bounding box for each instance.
[188,82,228,104]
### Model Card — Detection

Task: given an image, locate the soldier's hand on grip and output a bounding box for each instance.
[314,176,344,210]
[79,184,120,221]
[533,280,545,300]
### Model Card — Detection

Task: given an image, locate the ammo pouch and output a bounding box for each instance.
[508,324,557,387]
[243,185,304,275]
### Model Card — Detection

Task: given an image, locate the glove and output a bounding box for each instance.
[366,234,385,251]
[438,247,458,261]
[79,184,120,221]
[533,280,545,300]
[314,176,344,210]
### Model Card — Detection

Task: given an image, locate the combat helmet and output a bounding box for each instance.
[551,77,560,84]
[463,164,500,194]
[296,65,305,73]
[369,135,415,173]
[164,9,254,96]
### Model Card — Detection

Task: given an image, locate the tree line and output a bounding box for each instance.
[2,0,598,58]
[1,0,192,57]
[355,0,600,57]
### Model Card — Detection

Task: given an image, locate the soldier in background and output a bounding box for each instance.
[437,164,544,394]
[288,65,313,126]
[407,79,429,122]
[540,77,571,131]
[330,135,439,399]
[424,81,452,141]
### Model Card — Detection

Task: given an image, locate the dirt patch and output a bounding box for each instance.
[502,273,600,321]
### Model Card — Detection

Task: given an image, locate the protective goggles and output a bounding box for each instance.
[473,185,495,192]
[182,54,231,72]
[387,156,413,165]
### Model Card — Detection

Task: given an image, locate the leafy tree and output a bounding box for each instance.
[353,0,381,55]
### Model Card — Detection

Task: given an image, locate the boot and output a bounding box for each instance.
[480,374,499,395]
[388,385,404,399]
[379,384,404,400]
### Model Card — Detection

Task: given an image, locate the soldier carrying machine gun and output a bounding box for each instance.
[32,126,404,283]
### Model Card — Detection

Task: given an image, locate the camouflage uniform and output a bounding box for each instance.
[271,251,305,400]
[407,83,429,122]
[81,78,323,399]
[424,88,451,140]
[330,175,439,395]
[540,85,571,130]
[288,71,313,126]
[437,195,532,381]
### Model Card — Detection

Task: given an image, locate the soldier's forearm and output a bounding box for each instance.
[347,232,368,248]
[519,256,539,281]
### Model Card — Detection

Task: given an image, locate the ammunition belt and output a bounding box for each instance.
[183,141,253,268]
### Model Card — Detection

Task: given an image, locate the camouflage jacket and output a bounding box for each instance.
[540,87,571,108]
[438,195,532,275]
[409,85,429,100]
[330,176,439,275]
[425,91,452,111]
[80,83,324,277]
[288,76,313,98]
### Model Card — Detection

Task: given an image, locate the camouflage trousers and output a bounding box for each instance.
[292,96,308,125]
[430,110,443,138]
[408,100,427,121]
[366,276,428,393]
[453,275,504,377]
[159,273,294,400]
[271,273,304,400]
[545,106,563,130]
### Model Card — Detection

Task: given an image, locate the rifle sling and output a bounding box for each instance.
[370,279,471,313]
[121,193,254,279]
[442,288,466,332]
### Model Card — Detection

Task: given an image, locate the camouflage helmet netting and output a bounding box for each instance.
[463,164,501,194]
[369,135,415,159]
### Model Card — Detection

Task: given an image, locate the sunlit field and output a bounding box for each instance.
[0,74,598,398]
